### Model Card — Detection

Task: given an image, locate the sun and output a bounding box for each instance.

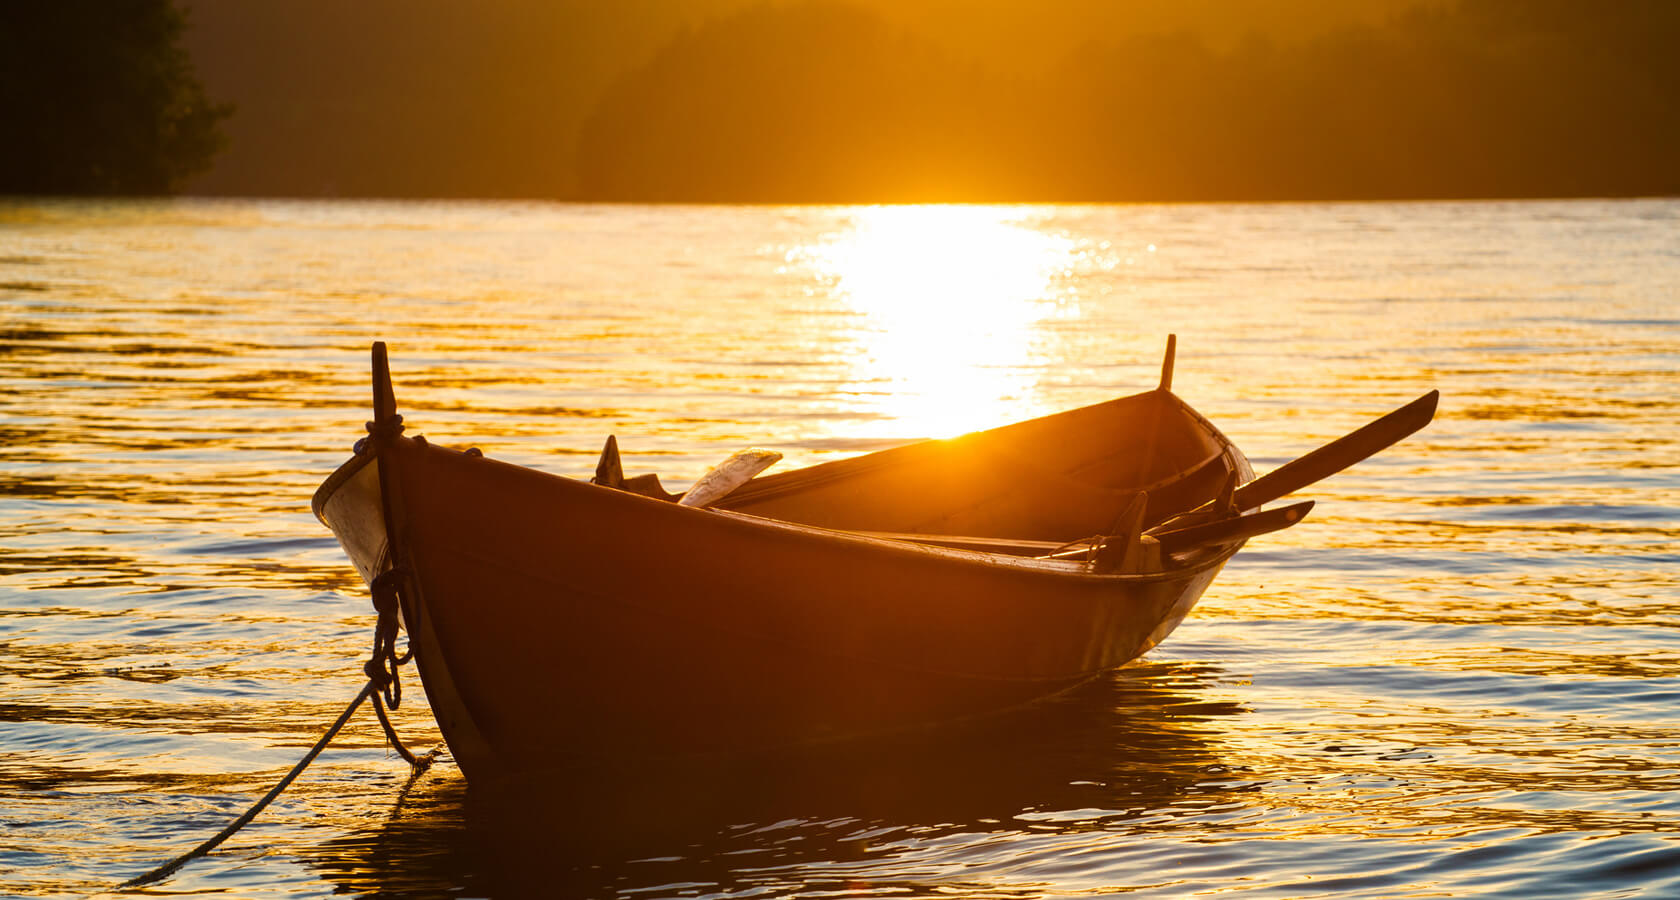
[805,205,1075,437]
[805,205,1073,437]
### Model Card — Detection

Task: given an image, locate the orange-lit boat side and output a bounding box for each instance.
[313,345,1259,784]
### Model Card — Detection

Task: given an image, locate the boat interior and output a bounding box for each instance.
[714,388,1237,541]
[580,382,1256,576]
[574,337,1264,571]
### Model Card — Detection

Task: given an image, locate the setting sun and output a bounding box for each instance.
[803,205,1075,437]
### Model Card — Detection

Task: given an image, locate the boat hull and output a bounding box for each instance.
[315,391,1251,782]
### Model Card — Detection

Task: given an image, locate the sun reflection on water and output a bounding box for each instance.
[805,205,1075,438]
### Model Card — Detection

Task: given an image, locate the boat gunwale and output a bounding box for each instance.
[314,383,1254,583]
[312,446,372,525]
[315,438,1250,587]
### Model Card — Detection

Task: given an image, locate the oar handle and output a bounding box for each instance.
[1153,500,1314,555]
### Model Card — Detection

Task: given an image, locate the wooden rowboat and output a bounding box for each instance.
[314,339,1436,783]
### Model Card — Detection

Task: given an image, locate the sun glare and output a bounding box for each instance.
[806,206,1074,438]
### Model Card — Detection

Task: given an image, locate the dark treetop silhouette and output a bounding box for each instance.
[1,0,229,196]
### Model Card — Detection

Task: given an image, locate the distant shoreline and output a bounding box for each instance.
[10,191,1669,206]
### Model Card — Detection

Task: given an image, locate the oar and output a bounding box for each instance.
[1148,390,1438,533]
[679,448,784,508]
[850,531,1067,555]
[1041,499,1315,561]
[1153,500,1314,555]
[852,500,1312,561]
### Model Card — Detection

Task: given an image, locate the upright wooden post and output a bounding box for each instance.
[1159,334,1177,392]
[371,341,397,428]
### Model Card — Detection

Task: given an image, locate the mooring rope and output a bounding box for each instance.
[374,687,438,771]
[126,350,447,888]
[120,680,377,888]
[122,566,436,888]
[365,564,438,772]
[121,677,440,889]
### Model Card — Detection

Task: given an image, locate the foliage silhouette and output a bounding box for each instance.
[0,0,230,195]
[574,0,1679,201]
[141,0,1680,200]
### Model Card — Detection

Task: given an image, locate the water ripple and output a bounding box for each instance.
[2,198,1677,897]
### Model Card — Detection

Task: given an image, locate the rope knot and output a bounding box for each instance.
[363,656,393,687]
[370,567,403,617]
[364,413,405,440]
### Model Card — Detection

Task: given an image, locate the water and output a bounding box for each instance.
[2,198,1677,898]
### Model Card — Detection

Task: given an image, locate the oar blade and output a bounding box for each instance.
[679,448,784,508]
[1235,389,1438,510]
[592,434,624,487]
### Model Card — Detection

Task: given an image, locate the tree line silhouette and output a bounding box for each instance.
[5,0,1675,201]
[578,0,1679,201]
[1,0,229,195]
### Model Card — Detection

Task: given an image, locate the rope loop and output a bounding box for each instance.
[365,566,411,709]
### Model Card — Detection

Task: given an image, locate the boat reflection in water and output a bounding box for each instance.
[308,661,1242,897]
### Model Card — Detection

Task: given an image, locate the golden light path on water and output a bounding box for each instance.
[3,198,1679,898]
[803,205,1077,438]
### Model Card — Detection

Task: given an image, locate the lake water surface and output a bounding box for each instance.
[2,198,1677,897]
